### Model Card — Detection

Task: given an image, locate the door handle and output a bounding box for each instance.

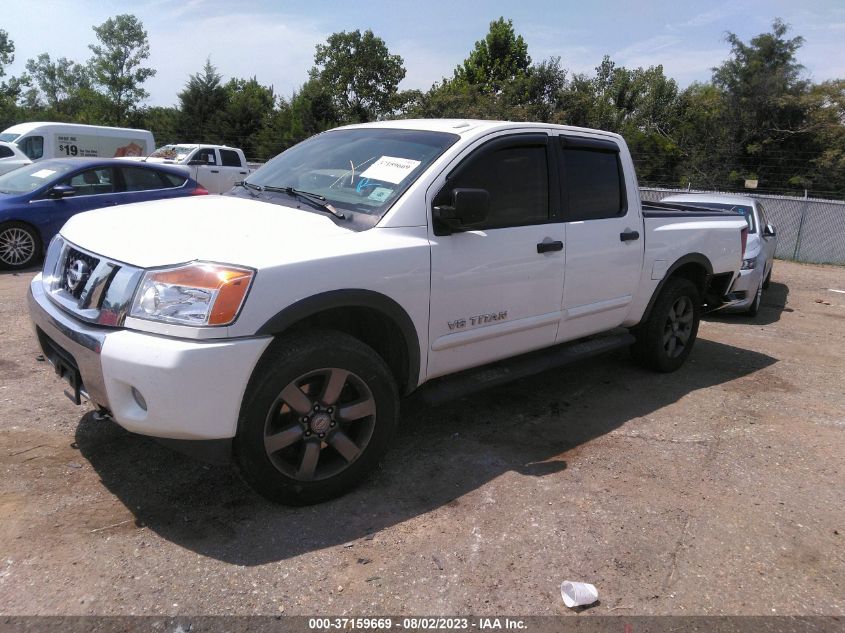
[620,230,640,242]
[537,240,564,253]
[239,171,247,175]
[210,169,220,174]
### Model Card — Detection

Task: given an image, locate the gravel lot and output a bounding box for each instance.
[0,260,843,616]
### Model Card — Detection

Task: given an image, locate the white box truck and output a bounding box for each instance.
[0,122,154,162]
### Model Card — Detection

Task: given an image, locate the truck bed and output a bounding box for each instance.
[641,200,745,219]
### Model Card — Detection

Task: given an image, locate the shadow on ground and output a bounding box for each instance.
[75,338,777,566]
[705,281,790,326]
[0,264,40,277]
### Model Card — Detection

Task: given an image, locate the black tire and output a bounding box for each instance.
[234,330,398,505]
[0,222,42,270]
[746,280,763,317]
[630,277,701,373]
[762,267,772,290]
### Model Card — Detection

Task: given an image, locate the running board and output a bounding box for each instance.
[416,329,636,406]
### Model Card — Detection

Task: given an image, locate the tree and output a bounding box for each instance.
[88,14,156,125]
[454,17,531,94]
[24,53,93,117]
[0,29,25,128]
[712,18,811,190]
[311,29,405,123]
[178,59,228,141]
[216,77,275,158]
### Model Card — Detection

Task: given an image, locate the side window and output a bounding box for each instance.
[121,166,168,191]
[159,171,187,188]
[19,136,44,160]
[219,149,241,167]
[437,141,549,230]
[0,145,13,158]
[560,142,625,221]
[194,148,216,165]
[64,167,116,196]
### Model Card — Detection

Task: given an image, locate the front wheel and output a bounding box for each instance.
[235,330,398,505]
[0,222,41,270]
[631,277,701,373]
[746,280,763,317]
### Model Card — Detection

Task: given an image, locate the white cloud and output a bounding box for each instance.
[666,5,739,30]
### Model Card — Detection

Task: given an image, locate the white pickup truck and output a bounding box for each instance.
[28,120,748,504]
[125,144,251,194]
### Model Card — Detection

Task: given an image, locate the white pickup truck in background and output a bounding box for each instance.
[125,144,252,194]
[29,119,749,505]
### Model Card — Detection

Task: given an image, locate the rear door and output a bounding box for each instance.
[554,135,644,342]
[219,148,248,192]
[115,165,189,203]
[427,132,566,378]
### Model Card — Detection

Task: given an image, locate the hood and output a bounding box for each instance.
[60,195,356,269]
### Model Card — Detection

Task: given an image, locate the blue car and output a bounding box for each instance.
[0,158,208,270]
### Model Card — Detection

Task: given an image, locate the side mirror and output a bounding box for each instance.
[49,184,76,198]
[764,224,776,237]
[433,188,489,233]
[187,158,206,166]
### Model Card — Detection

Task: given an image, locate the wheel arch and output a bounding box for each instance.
[638,254,712,326]
[255,289,421,396]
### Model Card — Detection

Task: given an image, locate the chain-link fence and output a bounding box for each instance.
[640,188,845,265]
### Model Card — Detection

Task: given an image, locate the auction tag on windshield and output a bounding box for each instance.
[360,156,421,184]
[31,169,57,179]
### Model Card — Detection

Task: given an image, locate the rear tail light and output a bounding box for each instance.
[191,185,209,196]
[740,227,748,259]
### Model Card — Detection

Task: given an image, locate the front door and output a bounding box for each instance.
[427,132,566,379]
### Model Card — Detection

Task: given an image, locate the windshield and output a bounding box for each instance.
[150,144,198,161]
[0,133,20,143]
[0,161,75,194]
[245,128,459,216]
[674,201,755,233]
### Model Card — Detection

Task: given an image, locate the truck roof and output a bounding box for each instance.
[2,121,152,136]
[339,119,625,143]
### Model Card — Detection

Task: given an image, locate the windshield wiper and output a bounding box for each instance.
[235,180,262,196]
[264,185,346,220]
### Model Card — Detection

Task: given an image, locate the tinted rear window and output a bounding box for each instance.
[561,148,624,221]
[220,149,241,167]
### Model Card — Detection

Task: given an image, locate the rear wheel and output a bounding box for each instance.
[631,277,701,373]
[235,330,398,505]
[0,222,41,270]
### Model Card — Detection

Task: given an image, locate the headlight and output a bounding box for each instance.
[130,262,254,326]
[741,258,756,270]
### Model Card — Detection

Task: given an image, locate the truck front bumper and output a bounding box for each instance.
[29,274,272,441]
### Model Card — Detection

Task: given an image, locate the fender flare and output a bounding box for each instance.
[255,289,421,393]
[638,253,713,326]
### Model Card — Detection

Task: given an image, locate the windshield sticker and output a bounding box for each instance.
[31,169,56,179]
[360,156,421,184]
[368,187,393,202]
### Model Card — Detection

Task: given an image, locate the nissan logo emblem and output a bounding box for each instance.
[66,259,90,293]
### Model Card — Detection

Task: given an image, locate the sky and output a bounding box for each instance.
[2,0,844,107]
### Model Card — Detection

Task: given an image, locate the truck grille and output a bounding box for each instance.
[42,237,143,327]
[61,247,101,299]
